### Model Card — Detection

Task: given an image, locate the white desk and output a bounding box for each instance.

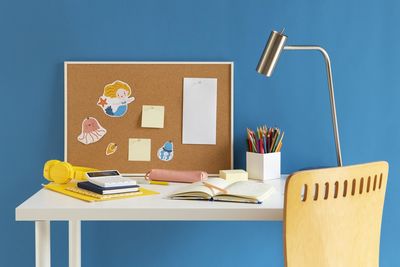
[15,176,287,267]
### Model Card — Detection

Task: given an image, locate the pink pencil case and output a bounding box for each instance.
[146,169,208,183]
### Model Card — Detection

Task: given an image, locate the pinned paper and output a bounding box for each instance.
[97,80,135,118]
[106,143,118,156]
[128,138,151,161]
[141,105,165,128]
[182,78,217,144]
[157,141,174,161]
[77,117,107,145]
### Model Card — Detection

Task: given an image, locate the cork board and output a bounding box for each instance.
[64,62,233,175]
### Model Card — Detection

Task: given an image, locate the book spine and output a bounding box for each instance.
[77,183,103,195]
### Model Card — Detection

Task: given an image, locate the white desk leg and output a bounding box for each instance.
[69,220,81,267]
[35,221,51,267]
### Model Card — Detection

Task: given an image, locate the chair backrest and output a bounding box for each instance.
[284,161,388,267]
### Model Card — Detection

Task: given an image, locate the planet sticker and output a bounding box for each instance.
[106,143,118,156]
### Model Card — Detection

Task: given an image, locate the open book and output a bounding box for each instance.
[169,178,276,204]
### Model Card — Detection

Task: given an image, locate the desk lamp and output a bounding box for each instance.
[256,29,343,166]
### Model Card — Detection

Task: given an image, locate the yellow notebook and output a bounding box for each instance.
[43,182,159,202]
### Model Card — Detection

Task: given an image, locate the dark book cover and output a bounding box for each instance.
[78,181,139,195]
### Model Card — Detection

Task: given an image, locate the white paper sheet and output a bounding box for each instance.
[182,78,217,145]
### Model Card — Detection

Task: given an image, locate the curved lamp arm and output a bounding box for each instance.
[284,45,343,166]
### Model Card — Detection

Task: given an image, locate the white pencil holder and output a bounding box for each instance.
[246,152,281,181]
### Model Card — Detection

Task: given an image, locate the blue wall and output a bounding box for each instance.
[1,0,399,266]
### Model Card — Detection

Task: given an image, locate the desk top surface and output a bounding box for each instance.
[16,176,287,221]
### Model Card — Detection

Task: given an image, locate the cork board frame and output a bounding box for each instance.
[64,62,233,176]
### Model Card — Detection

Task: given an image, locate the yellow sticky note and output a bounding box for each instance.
[128,138,151,161]
[141,105,165,128]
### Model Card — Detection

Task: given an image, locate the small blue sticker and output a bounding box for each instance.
[157,141,174,161]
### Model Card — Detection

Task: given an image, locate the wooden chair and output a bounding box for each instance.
[284,161,388,267]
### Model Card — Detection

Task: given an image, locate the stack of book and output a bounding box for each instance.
[77,181,140,195]
[44,170,158,202]
[72,176,141,200]
[45,180,159,202]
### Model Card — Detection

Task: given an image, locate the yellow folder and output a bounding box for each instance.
[43,182,159,202]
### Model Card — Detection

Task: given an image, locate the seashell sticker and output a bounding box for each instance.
[106,143,118,156]
[97,80,135,118]
[157,141,174,161]
[77,117,107,145]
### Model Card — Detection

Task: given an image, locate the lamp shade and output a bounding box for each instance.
[256,30,287,77]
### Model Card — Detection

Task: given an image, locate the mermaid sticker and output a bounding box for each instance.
[97,80,135,117]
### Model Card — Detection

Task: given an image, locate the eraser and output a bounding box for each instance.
[219,169,248,182]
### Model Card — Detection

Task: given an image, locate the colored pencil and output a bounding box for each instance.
[246,126,284,154]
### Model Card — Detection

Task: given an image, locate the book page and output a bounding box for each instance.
[221,181,275,201]
[170,178,231,198]
[201,177,231,189]
[171,184,214,198]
